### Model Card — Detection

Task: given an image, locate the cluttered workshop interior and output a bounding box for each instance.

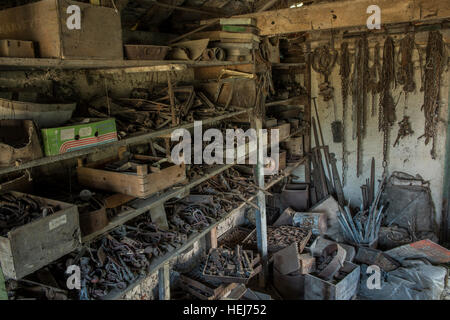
[0,0,448,303]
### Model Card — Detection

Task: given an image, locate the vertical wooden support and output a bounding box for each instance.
[304,43,312,184]
[205,226,218,250]
[253,116,268,287]
[158,263,170,300]
[442,87,450,242]
[0,267,7,300]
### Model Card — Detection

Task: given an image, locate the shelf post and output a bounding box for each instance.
[158,262,171,300]
[252,116,268,287]
[205,226,218,250]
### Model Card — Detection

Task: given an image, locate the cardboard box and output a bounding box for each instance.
[0,39,35,58]
[0,191,81,280]
[0,120,43,167]
[41,118,118,156]
[0,0,123,59]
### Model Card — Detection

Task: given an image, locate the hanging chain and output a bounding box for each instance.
[379,36,397,175]
[339,42,351,186]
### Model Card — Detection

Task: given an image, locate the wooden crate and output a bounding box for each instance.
[77,154,187,198]
[0,40,35,58]
[304,261,360,300]
[242,226,311,253]
[179,274,239,300]
[0,0,123,59]
[202,248,260,284]
[0,191,81,280]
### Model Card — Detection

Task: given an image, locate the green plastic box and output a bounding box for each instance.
[41,118,118,156]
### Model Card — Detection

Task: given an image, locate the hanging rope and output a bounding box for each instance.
[394,33,416,148]
[419,30,446,159]
[368,42,381,117]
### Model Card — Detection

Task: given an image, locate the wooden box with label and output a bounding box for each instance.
[0,191,81,280]
[0,0,123,59]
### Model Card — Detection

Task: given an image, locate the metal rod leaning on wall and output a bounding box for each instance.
[312,97,333,188]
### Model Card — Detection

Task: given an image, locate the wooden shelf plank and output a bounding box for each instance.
[0,109,250,176]
[0,57,253,71]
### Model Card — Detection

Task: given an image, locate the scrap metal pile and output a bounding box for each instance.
[0,192,60,237]
[88,86,242,138]
[77,215,191,300]
[244,225,312,253]
[203,246,254,282]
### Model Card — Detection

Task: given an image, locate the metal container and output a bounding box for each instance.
[281,183,309,211]
[124,44,170,60]
[0,98,76,128]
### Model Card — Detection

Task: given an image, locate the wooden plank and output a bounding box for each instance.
[103,194,136,209]
[0,58,252,71]
[158,262,170,300]
[206,226,218,250]
[188,31,260,42]
[193,63,255,80]
[0,267,7,300]
[204,0,450,36]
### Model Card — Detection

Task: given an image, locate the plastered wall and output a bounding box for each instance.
[309,31,449,229]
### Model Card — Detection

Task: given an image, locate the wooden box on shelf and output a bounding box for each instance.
[0,0,123,59]
[77,153,187,199]
[0,191,81,280]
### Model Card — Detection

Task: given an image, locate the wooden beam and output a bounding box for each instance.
[205,226,218,250]
[204,0,450,36]
[158,263,170,300]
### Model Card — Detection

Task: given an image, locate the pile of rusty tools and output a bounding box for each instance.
[337,174,387,246]
[0,192,60,237]
[166,200,220,234]
[218,227,253,249]
[244,226,312,253]
[120,216,188,255]
[194,168,261,210]
[88,85,240,139]
[79,232,149,300]
[203,246,254,282]
[6,278,69,300]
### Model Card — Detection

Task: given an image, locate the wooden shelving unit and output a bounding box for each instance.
[0,52,310,300]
